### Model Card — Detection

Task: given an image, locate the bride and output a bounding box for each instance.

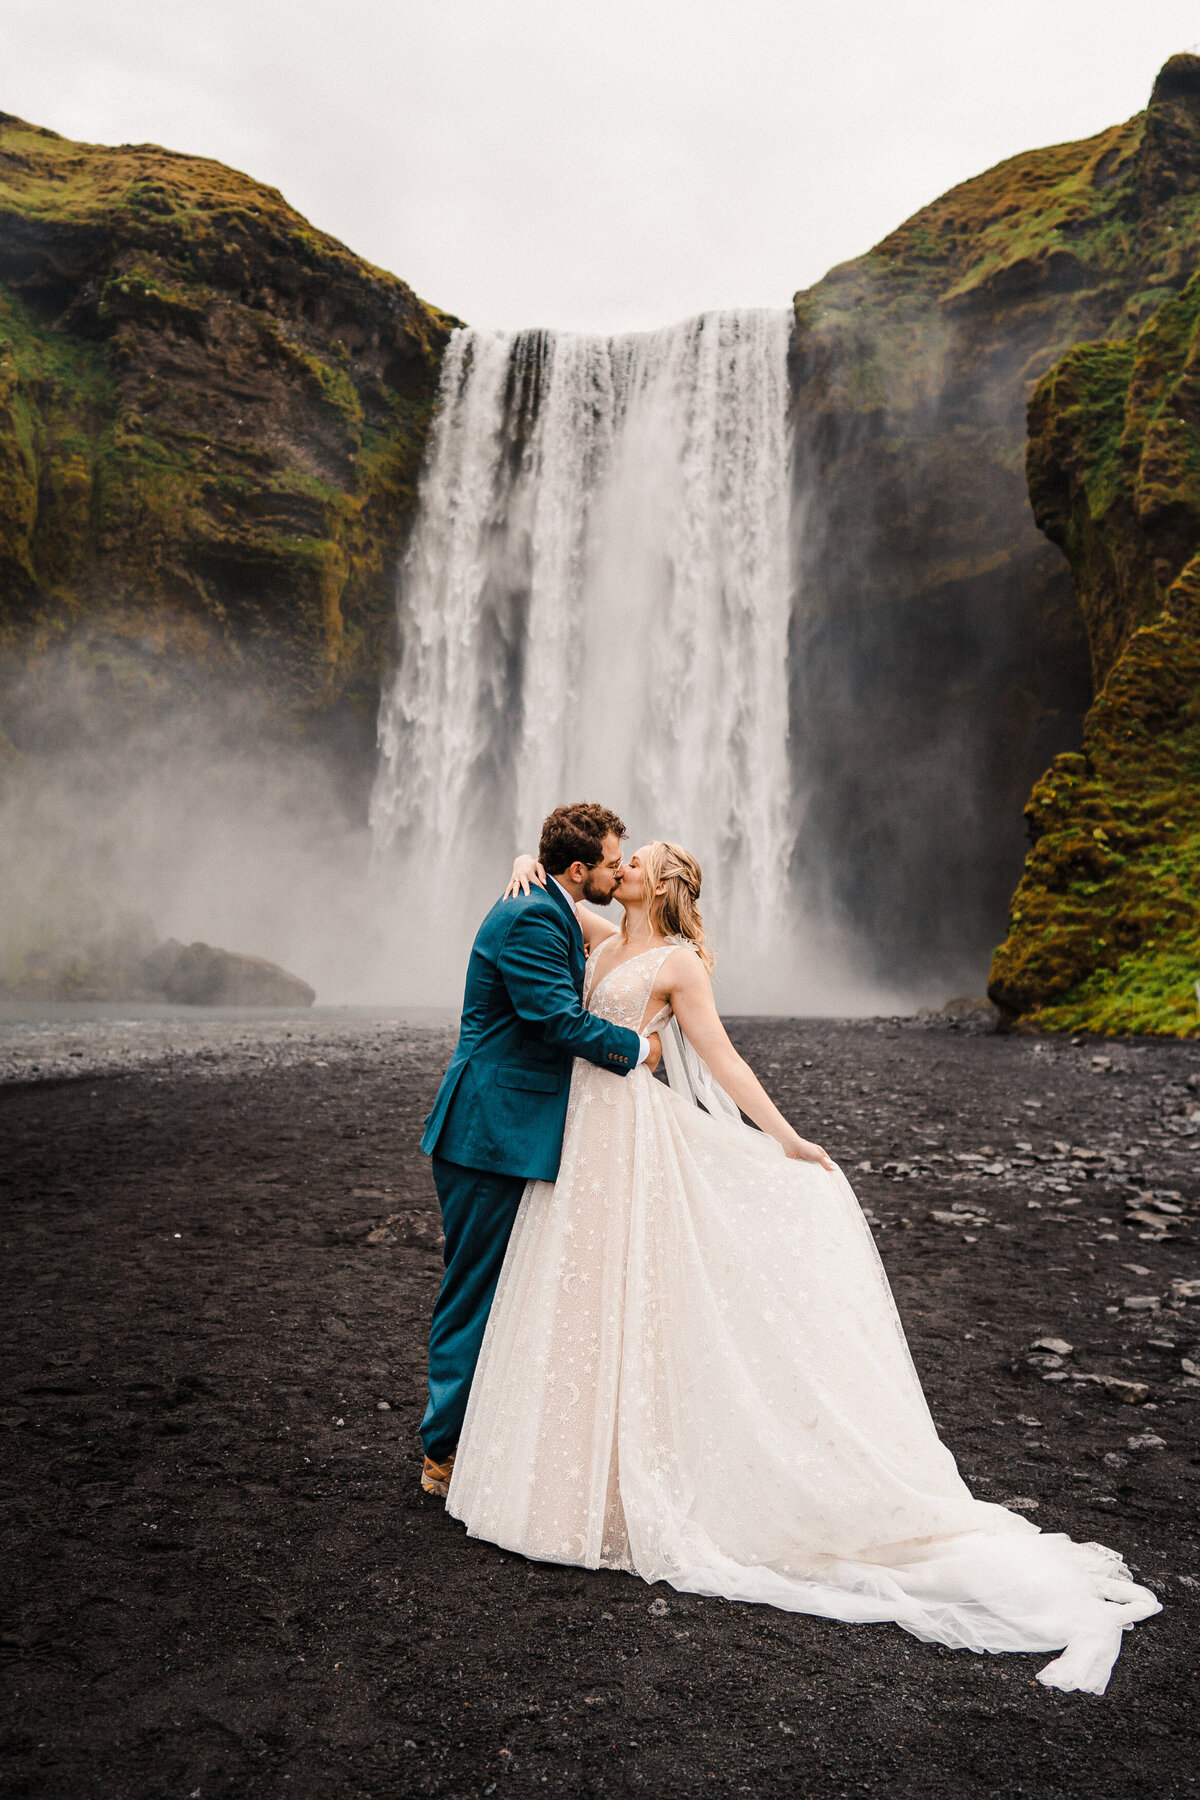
[444,839,1160,1694]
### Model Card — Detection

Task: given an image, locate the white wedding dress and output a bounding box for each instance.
[447,942,1160,1693]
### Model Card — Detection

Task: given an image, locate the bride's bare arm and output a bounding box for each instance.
[504,853,546,898]
[576,906,619,951]
[665,952,834,1169]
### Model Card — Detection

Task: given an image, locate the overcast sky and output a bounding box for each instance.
[4,2,1197,334]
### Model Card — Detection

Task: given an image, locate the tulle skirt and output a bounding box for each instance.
[448,1064,1160,1693]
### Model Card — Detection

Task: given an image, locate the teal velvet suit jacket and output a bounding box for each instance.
[421,880,642,1182]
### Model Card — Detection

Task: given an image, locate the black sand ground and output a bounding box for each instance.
[3,1017,1200,1799]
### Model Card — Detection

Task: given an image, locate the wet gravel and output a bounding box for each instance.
[2,1014,1199,1799]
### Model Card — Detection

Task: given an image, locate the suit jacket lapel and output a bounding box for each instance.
[543,879,585,990]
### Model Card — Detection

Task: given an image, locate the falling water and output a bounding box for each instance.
[371,310,879,1010]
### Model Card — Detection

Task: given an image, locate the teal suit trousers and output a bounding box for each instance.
[420,1155,526,1460]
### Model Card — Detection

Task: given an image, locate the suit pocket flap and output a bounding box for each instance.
[495,1065,561,1094]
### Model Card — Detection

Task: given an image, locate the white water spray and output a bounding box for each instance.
[372,310,885,1010]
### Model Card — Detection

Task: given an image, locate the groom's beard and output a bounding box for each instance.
[581,873,616,905]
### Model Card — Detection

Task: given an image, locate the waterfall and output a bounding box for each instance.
[371,309,872,1010]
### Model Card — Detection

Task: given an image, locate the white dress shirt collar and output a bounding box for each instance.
[550,875,580,918]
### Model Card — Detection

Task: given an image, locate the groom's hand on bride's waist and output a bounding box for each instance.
[644,1032,662,1073]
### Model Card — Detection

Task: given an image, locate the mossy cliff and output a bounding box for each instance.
[0,113,455,754]
[988,261,1200,1036]
[790,55,1200,985]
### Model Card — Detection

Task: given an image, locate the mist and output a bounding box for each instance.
[1,290,1046,1022]
[0,675,917,1018]
[368,314,936,1019]
[0,275,1084,1021]
[784,275,1095,998]
[0,645,447,1008]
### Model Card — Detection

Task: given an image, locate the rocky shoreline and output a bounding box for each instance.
[0,1003,451,1086]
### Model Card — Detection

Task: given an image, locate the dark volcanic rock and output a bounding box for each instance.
[789,55,1200,987]
[1,1018,1197,1797]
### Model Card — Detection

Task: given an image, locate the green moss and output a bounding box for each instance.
[793,66,1200,457]
[0,109,457,722]
[0,287,117,612]
[254,314,365,449]
[786,63,1200,987]
[990,530,1200,1036]
[1034,915,1200,1036]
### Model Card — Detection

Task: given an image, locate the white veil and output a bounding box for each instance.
[658,1015,741,1120]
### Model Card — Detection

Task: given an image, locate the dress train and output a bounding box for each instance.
[447,944,1160,1693]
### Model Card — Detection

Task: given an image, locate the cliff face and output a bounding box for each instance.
[0,114,455,758]
[5,82,1199,1016]
[789,56,1200,989]
[987,259,1200,1036]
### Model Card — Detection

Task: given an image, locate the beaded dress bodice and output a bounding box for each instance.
[583,940,679,1037]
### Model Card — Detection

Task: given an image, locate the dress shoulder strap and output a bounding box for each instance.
[640,936,695,977]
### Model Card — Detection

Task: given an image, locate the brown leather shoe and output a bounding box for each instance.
[421,1452,455,1498]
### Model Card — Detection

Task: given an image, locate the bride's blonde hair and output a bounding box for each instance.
[630,840,715,972]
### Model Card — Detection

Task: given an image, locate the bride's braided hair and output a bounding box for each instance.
[639,841,715,972]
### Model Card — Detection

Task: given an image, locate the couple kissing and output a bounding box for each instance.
[413,800,1158,1696]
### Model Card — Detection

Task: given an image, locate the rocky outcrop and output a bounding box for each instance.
[789,55,1200,987]
[3,909,316,1005]
[988,262,1200,1037]
[0,113,455,759]
[141,939,315,1007]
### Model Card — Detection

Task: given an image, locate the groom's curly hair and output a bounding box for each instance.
[538,802,627,874]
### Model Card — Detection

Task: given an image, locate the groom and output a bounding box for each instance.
[418,801,659,1496]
